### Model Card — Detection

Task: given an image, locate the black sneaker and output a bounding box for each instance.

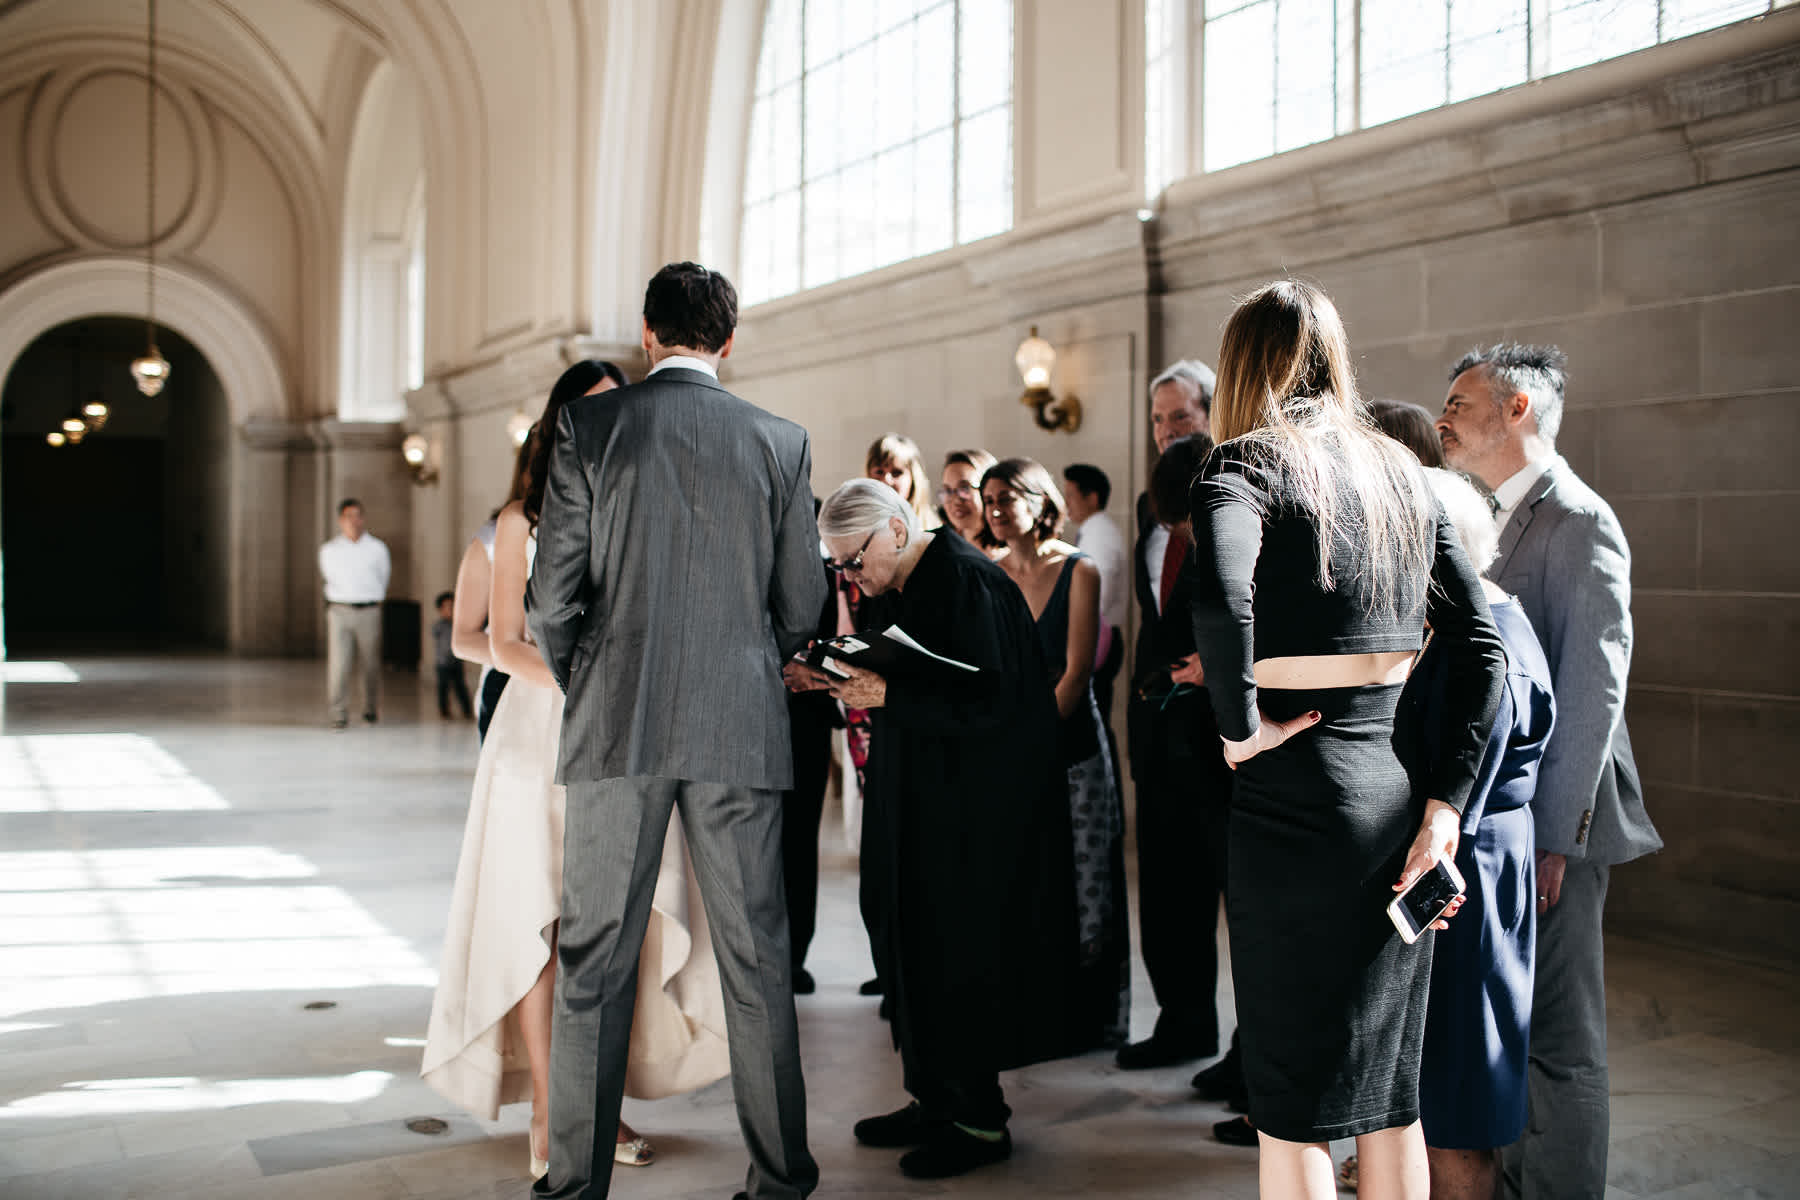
[362,712,378,725]
[859,977,885,996]
[899,1125,1012,1179]
[854,1102,946,1148]
[792,966,816,995]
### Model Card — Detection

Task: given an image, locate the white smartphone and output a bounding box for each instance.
[1387,857,1467,944]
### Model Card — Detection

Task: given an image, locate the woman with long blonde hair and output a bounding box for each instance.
[1180,281,1505,1200]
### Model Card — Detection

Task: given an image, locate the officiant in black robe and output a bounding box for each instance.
[788,479,1080,1182]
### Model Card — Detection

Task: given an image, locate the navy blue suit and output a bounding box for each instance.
[1400,596,1555,1150]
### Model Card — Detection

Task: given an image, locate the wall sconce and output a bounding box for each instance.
[1015,326,1081,434]
[506,409,535,449]
[401,432,439,485]
[46,430,67,447]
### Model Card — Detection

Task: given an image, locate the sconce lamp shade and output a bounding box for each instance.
[506,409,535,449]
[131,350,170,396]
[1015,326,1055,391]
[401,433,430,466]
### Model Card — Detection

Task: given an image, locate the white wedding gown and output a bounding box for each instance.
[422,636,730,1117]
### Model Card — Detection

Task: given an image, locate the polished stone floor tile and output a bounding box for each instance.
[0,656,1796,1199]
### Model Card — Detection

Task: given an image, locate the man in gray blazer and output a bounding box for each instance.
[1439,343,1662,1200]
[528,262,825,1200]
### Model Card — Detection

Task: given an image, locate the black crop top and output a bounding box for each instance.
[1185,441,1506,814]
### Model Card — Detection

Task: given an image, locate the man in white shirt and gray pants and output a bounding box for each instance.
[319,498,391,728]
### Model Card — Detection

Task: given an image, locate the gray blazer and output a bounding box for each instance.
[1489,456,1662,866]
[526,366,826,791]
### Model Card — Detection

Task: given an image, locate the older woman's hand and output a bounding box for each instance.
[782,659,834,693]
[1219,707,1322,768]
[826,662,887,709]
[1169,653,1205,687]
[1395,798,1466,931]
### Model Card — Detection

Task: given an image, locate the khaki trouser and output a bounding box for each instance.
[326,603,383,724]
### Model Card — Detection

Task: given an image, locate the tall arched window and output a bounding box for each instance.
[738,0,1013,307]
[1146,0,1775,190]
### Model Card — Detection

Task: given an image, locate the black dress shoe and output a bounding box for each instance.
[898,1125,1012,1178]
[859,976,885,996]
[1213,1115,1257,1146]
[878,994,894,1021]
[792,966,816,994]
[362,712,378,725]
[854,1101,947,1147]
[1191,1045,1243,1099]
[1115,1034,1214,1070]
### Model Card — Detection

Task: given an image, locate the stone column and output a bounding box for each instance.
[233,418,315,656]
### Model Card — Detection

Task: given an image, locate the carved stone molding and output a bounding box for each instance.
[239,417,315,452]
[315,419,405,451]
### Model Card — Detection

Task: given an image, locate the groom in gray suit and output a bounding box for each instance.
[528,262,825,1200]
[1439,343,1662,1200]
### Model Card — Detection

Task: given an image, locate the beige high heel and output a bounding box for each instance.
[529,1122,549,1179]
[614,1129,656,1167]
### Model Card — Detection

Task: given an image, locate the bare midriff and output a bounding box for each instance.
[1254,650,1415,691]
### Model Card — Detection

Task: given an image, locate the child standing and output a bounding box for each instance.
[433,591,473,718]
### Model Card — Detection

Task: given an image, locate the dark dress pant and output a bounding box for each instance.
[1128,693,1231,1050]
[537,778,817,1200]
[1501,860,1611,1200]
[782,694,834,968]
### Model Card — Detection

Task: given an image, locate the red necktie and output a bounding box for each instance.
[1158,531,1188,615]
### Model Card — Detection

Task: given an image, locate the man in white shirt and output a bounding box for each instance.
[1063,463,1127,734]
[1439,343,1661,1200]
[318,498,391,728]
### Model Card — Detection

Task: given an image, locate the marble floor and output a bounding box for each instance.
[0,655,1795,1200]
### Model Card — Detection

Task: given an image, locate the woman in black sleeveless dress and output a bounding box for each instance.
[982,457,1129,1050]
[1183,282,1505,1198]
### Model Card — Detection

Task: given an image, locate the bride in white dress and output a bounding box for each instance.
[421,362,730,1177]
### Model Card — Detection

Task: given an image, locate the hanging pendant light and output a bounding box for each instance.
[131,0,170,397]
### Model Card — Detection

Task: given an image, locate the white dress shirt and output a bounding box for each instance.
[1073,511,1128,631]
[1143,523,1172,616]
[648,354,719,378]
[1492,456,1557,528]
[319,533,391,604]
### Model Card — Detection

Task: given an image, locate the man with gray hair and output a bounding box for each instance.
[1439,343,1662,1200]
[1117,359,1235,1079]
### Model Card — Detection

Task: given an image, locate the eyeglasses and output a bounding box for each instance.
[825,530,878,574]
[936,483,979,503]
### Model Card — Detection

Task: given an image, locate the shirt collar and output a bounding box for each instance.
[1492,455,1557,518]
[648,354,719,379]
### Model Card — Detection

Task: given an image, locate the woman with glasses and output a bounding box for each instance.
[980,458,1129,1051]
[787,477,1080,1181]
[936,448,999,552]
[1183,281,1504,1200]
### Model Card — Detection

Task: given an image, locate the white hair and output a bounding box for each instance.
[819,477,921,541]
[1423,467,1499,573]
[1149,359,1216,405]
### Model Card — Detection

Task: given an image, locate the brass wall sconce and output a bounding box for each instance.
[1015,326,1081,433]
[401,432,439,485]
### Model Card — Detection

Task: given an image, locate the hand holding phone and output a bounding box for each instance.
[1387,857,1466,944]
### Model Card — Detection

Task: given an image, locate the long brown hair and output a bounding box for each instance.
[521,360,628,528]
[864,433,934,527]
[1211,280,1431,614]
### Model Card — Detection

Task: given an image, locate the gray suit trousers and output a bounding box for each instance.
[534,777,817,1200]
[1501,860,1610,1200]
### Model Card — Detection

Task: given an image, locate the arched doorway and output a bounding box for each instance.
[1,319,230,651]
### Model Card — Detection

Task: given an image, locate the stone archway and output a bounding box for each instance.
[0,257,296,656]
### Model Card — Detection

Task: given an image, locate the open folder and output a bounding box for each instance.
[802,625,979,681]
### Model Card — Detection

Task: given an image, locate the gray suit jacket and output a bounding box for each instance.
[526,366,826,791]
[1489,456,1662,866]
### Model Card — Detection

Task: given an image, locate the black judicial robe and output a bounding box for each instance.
[864,532,1083,1082]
